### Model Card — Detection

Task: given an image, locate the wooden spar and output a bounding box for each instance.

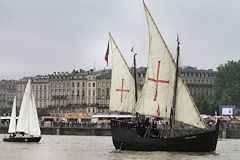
[133,54,138,103]
[133,53,139,118]
[170,34,180,137]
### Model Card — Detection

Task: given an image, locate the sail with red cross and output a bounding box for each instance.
[109,33,136,113]
[135,4,205,129]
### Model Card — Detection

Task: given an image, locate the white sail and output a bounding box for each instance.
[26,92,41,137]
[109,33,136,113]
[16,79,31,133]
[135,3,205,128]
[16,79,41,136]
[8,96,17,133]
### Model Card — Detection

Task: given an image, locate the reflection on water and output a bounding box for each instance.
[0,135,239,160]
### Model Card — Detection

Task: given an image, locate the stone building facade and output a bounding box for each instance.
[1,66,216,116]
[179,66,216,99]
[16,75,50,108]
[0,80,17,109]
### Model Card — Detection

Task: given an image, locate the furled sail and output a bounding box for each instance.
[109,33,136,113]
[8,96,17,133]
[135,3,205,128]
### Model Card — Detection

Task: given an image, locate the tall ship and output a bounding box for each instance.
[108,2,219,152]
[3,79,41,142]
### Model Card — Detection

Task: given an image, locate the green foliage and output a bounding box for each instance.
[195,60,240,114]
[37,108,50,118]
[195,92,217,115]
[215,60,240,106]
[0,108,12,116]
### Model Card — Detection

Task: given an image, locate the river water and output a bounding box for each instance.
[0,134,239,160]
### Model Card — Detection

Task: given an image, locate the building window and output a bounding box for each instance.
[106,82,109,87]
[102,89,105,96]
[88,98,91,104]
[93,83,95,87]
[102,82,105,87]
[88,83,91,87]
[106,88,109,97]
[77,82,80,87]
[93,90,95,96]
[89,90,91,96]
[82,82,85,87]
[72,83,74,87]
[98,82,101,87]
[98,89,101,96]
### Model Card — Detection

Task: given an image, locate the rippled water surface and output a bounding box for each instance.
[0,134,239,160]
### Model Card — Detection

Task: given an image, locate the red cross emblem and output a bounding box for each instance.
[116,78,130,102]
[148,61,169,101]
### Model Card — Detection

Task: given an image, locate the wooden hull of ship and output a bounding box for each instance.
[111,122,219,152]
[3,136,41,142]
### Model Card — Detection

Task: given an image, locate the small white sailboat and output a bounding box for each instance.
[3,79,41,142]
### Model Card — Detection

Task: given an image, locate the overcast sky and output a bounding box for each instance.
[0,0,239,80]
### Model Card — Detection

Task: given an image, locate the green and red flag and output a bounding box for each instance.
[105,41,109,66]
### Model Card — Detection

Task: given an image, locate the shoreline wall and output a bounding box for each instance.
[0,127,240,138]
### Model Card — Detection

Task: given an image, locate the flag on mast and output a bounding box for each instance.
[130,45,134,53]
[105,41,109,66]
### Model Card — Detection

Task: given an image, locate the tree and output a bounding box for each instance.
[195,92,218,115]
[195,93,211,114]
[214,60,240,106]
[37,108,50,118]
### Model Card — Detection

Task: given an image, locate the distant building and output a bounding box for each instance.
[16,75,50,108]
[0,65,217,116]
[132,66,216,99]
[0,80,17,109]
[179,66,216,99]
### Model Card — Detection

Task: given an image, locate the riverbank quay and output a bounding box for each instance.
[0,126,240,138]
[0,126,112,136]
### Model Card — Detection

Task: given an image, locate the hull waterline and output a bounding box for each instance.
[111,121,219,152]
[3,136,41,142]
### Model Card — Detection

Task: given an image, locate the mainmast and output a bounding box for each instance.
[170,34,180,137]
[133,54,138,103]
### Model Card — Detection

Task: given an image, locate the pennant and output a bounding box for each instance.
[177,33,180,43]
[130,45,134,52]
[105,41,109,66]
[157,104,160,117]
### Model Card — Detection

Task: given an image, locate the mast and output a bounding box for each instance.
[133,54,138,103]
[170,34,180,137]
[133,53,140,118]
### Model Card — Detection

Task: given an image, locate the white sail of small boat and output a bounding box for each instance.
[135,3,205,128]
[8,96,17,134]
[29,92,41,137]
[109,33,136,113]
[16,79,41,137]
